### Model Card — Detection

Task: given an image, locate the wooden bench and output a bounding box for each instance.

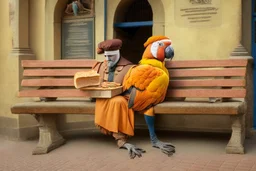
[11,57,253,155]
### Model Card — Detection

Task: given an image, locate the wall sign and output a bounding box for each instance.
[175,0,221,28]
[62,17,94,59]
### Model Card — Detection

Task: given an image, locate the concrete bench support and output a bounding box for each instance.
[32,114,65,155]
[226,114,245,154]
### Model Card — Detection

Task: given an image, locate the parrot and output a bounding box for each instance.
[122,35,175,157]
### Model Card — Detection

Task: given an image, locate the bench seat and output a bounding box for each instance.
[11,100,245,115]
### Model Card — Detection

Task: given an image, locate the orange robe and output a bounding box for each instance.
[93,57,135,136]
[95,96,134,136]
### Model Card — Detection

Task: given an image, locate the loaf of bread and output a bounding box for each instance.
[74,70,100,89]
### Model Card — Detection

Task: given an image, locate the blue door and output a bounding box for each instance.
[252,0,256,128]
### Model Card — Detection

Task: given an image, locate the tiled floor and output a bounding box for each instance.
[0,130,256,171]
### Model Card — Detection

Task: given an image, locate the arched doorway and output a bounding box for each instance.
[113,0,153,64]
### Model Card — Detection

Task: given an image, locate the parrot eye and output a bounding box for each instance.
[158,42,164,47]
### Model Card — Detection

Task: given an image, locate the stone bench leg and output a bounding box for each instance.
[225,114,245,154]
[32,114,66,155]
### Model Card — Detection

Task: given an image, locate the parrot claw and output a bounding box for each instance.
[152,140,175,156]
[121,143,146,159]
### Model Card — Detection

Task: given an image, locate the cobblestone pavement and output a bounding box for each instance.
[1,130,256,171]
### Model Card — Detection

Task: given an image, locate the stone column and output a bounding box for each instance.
[8,0,37,141]
[9,0,35,58]
[9,0,35,92]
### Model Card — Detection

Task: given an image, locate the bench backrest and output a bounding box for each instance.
[19,58,251,101]
[165,58,251,101]
[20,59,97,98]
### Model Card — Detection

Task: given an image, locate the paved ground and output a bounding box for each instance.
[1,130,256,171]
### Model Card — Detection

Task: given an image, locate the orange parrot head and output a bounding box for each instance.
[142,36,174,62]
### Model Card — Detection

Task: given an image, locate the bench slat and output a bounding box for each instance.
[165,59,248,68]
[169,79,245,87]
[166,89,246,98]
[18,89,246,98]
[23,68,246,77]
[22,60,97,68]
[169,68,246,77]
[21,79,74,86]
[23,69,91,76]
[21,78,245,87]
[18,89,123,98]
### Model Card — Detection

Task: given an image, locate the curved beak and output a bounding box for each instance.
[165,45,174,60]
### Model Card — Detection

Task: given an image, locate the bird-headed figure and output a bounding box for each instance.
[123,35,175,156]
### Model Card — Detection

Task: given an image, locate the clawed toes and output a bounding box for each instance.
[161,148,175,157]
[124,143,146,159]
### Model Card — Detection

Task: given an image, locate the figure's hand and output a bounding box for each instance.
[152,140,175,157]
[121,143,146,159]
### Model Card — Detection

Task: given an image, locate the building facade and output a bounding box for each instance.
[0,0,253,140]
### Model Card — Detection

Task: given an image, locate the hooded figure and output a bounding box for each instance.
[93,39,145,159]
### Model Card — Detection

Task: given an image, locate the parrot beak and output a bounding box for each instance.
[165,45,174,60]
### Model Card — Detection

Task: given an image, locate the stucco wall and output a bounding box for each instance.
[0,0,19,139]
[164,0,241,60]
[0,0,17,119]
